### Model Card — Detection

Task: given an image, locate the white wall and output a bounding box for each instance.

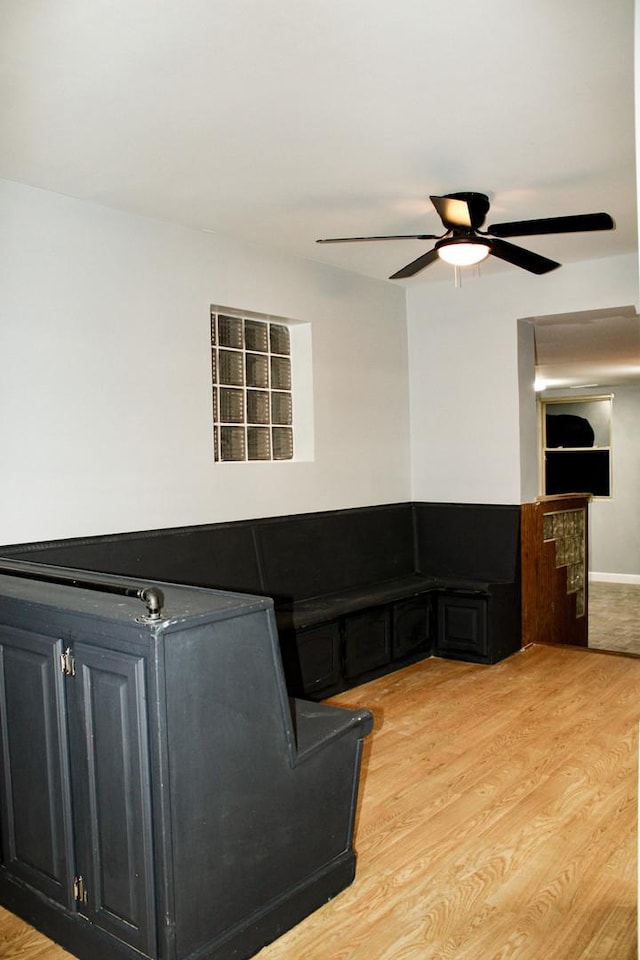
[406,254,638,505]
[3,178,637,547]
[0,179,411,544]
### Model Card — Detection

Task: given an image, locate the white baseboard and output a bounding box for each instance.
[589,572,640,584]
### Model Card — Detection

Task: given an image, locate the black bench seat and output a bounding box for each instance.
[0,501,522,698]
[275,574,442,631]
[274,574,507,631]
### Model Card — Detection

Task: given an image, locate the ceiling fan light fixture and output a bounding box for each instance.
[436,237,491,266]
[318,192,614,278]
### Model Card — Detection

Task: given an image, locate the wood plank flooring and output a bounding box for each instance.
[260,645,639,960]
[0,644,638,960]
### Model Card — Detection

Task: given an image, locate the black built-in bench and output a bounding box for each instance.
[0,501,521,698]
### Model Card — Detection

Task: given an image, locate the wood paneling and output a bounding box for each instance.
[521,495,591,648]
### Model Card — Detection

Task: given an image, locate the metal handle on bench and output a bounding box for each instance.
[0,558,166,623]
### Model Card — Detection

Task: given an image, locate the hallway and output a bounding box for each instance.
[588,581,640,655]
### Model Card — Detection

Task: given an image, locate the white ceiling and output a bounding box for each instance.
[2,0,639,381]
[531,305,640,389]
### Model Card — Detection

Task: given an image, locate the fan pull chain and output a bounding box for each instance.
[453,264,486,288]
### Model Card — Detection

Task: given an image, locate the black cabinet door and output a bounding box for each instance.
[0,628,74,907]
[293,622,342,697]
[392,596,431,660]
[344,608,391,680]
[68,642,157,958]
[437,593,488,661]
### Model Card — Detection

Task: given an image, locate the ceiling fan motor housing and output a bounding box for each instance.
[444,192,491,230]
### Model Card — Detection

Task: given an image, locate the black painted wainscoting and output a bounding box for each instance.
[0,501,522,698]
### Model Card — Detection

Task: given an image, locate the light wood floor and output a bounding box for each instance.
[262,645,639,960]
[1,644,639,960]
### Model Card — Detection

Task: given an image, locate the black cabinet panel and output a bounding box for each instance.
[392,597,431,660]
[414,502,520,583]
[256,504,415,601]
[0,629,73,907]
[437,594,488,660]
[344,608,391,680]
[288,595,434,697]
[68,644,156,957]
[294,622,342,696]
[0,570,372,960]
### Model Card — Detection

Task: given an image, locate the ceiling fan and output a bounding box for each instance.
[316,192,615,279]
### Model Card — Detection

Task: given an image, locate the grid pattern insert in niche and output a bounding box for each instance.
[211,309,294,462]
[542,508,586,617]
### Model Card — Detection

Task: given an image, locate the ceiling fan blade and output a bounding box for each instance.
[316,233,440,244]
[489,238,560,274]
[389,247,440,280]
[430,195,473,229]
[486,212,615,238]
